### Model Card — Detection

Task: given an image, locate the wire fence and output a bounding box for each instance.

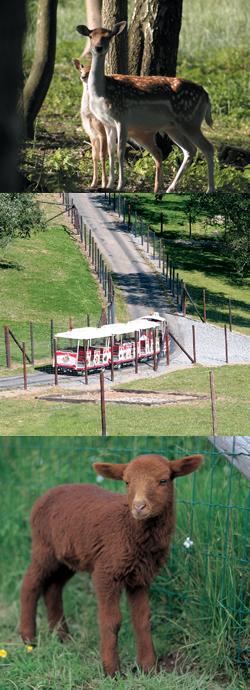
[1,436,249,669]
[102,192,241,331]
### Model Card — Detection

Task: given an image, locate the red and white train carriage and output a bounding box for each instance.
[55,313,166,374]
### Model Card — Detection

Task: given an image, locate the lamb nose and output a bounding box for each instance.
[134,502,146,512]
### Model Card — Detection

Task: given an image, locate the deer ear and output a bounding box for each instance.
[93,462,128,480]
[76,25,91,37]
[72,58,81,70]
[111,21,127,36]
[170,455,203,479]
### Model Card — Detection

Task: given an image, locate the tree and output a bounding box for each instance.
[0,194,46,248]
[186,193,250,279]
[23,0,58,138]
[82,0,102,56]
[102,0,128,73]
[128,0,183,76]
[0,1,26,190]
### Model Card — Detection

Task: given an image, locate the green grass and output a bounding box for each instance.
[0,436,249,689]
[21,1,250,191]
[0,221,103,365]
[0,364,249,435]
[123,193,250,334]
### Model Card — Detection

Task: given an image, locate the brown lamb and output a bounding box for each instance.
[20,453,203,676]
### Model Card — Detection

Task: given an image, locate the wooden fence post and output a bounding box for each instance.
[50,319,54,358]
[22,342,27,390]
[4,326,11,368]
[100,370,107,436]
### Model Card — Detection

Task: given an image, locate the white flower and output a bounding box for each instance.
[183,537,194,549]
[96,475,104,483]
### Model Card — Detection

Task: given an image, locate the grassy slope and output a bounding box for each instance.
[21,1,250,191]
[0,436,249,689]
[123,193,250,334]
[0,221,103,365]
[0,364,249,435]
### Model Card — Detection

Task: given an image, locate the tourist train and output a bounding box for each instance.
[55,313,166,373]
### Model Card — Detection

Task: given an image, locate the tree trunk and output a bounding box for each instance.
[102,0,128,74]
[82,0,102,56]
[23,0,58,139]
[0,1,26,190]
[128,0,183,76]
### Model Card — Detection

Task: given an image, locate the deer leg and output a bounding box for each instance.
[43,564,74,641]
[105,126,116,189]
[164,128,196,192]
[126,586,156,672]
[99,133,108,188]
[93,569,122,676]
[132,132,164,193]
[116,121,128,191]
[90,137,99,188]
[185,128,215,192]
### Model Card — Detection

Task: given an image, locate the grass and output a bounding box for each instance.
[20,1,250,191]
[0,436,249,689]
[0,364,249,435]
[123,193,250,334]
[0,209,103,366]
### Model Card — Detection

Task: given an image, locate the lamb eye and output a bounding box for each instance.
[159,479,168,485]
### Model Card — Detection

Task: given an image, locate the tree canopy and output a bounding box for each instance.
[0,194,46,248]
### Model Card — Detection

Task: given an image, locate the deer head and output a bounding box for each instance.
[76,22,127,58]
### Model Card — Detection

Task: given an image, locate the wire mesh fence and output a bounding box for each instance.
[1,435,249,668]
[102,193,245,332]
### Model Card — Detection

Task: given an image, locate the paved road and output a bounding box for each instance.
[69,192,173,319]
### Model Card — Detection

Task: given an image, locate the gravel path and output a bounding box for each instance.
[69,192,174,318]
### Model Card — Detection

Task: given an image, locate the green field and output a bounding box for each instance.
[0,364,249,436]
[0,436,249,690]
[0,215,104,367]
[21,0,250,191]
[123,193,250,334]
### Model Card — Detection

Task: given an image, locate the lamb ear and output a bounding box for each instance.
[76,25,91,37]
[170,455,203,479]
[93,462,128,480]
[111,21,127,36]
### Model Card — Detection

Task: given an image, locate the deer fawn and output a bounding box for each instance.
[76,22,215,193]
[73,58,107,188]
[73,58,170,193]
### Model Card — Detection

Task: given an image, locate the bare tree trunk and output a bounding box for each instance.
[0,0,26,190]
[23,0,58,139]
[128,0,183,76]
[82,0,102,56]
[102,0,128,74]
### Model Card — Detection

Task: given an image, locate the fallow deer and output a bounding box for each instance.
[76,22,215,193]
[73,58,168,193]
[72,58,107,188]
